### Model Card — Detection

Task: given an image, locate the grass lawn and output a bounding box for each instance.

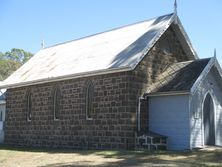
[0,146,222,167]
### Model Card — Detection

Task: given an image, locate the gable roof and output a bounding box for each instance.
[146,57,222,96]
[190,57,222,94]
[0,13,197,89]
[146,58,211,95]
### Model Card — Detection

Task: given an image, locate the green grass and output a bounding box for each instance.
[0,145,222,166]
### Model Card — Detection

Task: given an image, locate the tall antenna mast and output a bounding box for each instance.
[41,39,45,49]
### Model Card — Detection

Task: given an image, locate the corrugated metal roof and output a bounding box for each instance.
[1,13,175,88]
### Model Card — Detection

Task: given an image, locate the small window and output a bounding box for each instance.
[53,86,61,120]
[27,90,32,121]
[0,111,2,121]
[86,81,94,120]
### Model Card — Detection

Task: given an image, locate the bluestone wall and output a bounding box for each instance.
[5,26,190,150]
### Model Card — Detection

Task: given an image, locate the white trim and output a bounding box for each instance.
[191,57,215,95]
[0,101,5,105]
[173,16,199,59]
[201,91,216,146]
[137,96,145,132]
[131,14,175,70]
[131,13,198,70]
[146,91,190,97]
[0,66,132,89]
[188,94,192,150]
[214,58,222,77]
[86,117,93,121]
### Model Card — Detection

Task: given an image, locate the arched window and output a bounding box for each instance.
[26,90,32,121]
[53,86,61,120]
[86,81,94,119]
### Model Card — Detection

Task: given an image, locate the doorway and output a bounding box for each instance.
[203,93,215,145]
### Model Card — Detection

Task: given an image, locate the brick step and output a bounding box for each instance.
[135,131,167,151]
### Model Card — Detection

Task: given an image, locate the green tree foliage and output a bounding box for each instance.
[0,48,33,81]
[0,60,21,81]
[4,48,33,64]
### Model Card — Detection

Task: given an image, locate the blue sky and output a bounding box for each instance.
[1,0,222,62]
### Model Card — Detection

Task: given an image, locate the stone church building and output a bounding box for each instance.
[1,12,222,150]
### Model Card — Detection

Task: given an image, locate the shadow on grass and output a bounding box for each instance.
[0,144,96,154]
[0,144,222,167]
[37,150,222,167]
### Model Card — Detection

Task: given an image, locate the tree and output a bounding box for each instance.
[0,48,33,81]
[0,60,21,81]
[0,52,4,60]
[4,48,33,64]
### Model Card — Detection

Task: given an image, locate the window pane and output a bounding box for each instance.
[86,81,93,119]
[53,88,60,120]
[27,91,32,120]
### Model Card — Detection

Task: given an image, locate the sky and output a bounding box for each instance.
[1,0,222,63]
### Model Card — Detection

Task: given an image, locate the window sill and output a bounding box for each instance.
[86,117,93,121]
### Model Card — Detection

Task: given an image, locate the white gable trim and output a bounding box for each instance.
[131,14,175,69]
[173,16,198,59]
[131,14,198,70]
[190,57,218,95]
[214,58,222,77]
